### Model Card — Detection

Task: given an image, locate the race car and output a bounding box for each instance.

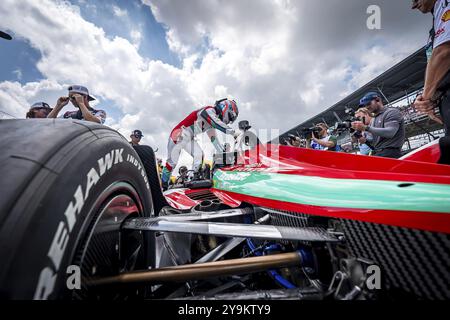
[0,119,449,300]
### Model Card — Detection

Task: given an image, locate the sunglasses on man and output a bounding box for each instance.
[69,94,87,101]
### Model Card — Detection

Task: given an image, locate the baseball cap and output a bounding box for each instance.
[30,102,52,110]
[359,92,380,106]
[68,85,95,101]
[132,130,144,137]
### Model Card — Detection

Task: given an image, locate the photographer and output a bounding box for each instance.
[352,92,405,159]
[308,123,339,151]
[285,134,302,147]
[412,0,450,164]
[47,85,106,124]
[352,107,374,156]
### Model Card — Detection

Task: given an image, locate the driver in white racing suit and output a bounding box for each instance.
[161,99,239,189]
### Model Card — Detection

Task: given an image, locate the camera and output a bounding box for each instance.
[333,115,366,138]
[352,130,363,139]
[334,113,365,131]
[281,133,303,147]
[287,133,298,143]
[238,120,251,132]
[335,120,353,130]
[300,127,322,139]
[69,96,79,107]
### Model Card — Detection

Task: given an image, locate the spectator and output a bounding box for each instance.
[341,144,353,153]
[47,85,106,124]
[352,107,374,156]
[26,102,52,119]
[157,158,163,177]
[412,0,450,164]
[308,123,339,151]
[352,92,405,159]
[129,130,144,146]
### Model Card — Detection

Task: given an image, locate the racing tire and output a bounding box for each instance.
[0,119,155,300]
[132,145,169,215]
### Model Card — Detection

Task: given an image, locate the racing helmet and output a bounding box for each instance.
[214,99,239,124]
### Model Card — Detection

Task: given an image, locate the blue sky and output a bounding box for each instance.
[0,0,179,122]
[0,37,42,83]
[0,0,180,83]
[0,0,178,84]
[75,0,180,66]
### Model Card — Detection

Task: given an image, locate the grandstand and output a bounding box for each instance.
[276,47,446,152]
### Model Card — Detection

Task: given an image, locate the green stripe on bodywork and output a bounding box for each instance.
[213,170,450,213]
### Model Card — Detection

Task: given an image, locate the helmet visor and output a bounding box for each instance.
[228,111,237,123]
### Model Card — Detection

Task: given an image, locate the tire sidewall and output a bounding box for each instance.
[3,135,153,299]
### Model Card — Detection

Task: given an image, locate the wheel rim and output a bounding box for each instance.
[71,182,151,299]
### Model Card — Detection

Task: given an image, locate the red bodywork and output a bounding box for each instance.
[164,142,450,234]
[400,139,441,163]
[164,188,241,210]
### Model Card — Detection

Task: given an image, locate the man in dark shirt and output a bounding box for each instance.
[129,130,144,146]
[352,92,405,159]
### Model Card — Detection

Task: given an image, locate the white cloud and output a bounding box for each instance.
[349,46,407,89]
[143,0,431,131]
[13,69,22,80]
[0,79,65,119]
[130,29,142,48]
[0,0,196,153]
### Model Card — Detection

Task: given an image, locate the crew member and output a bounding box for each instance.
[161,99,239,189]
[129,130,144,146]
[412,0,450,164]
